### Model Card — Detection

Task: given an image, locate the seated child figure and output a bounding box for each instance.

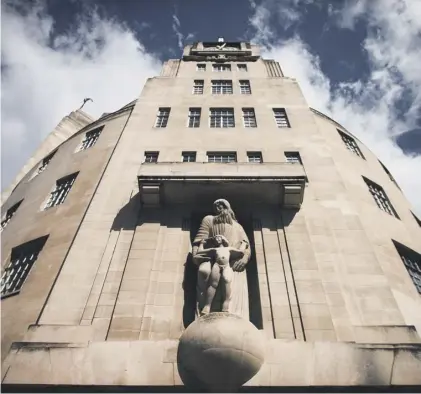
[195,235,245,315]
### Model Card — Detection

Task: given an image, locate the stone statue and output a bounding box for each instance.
[192,199,251,316]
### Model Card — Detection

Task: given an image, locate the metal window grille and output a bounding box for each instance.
[193,80,204,94]
[394,241,421,294]
[285,152,302,164]
[210,108,235,128]
[207,152,237,163]
[197,64,206,71]
[79,127,103,151]
[155,108,171,128]
[1,200,23,231]
[211,80,233,94]
[213,64,231,72]
[188,108,201,127]
[182,152,196,162]
[37,151,56,174]
[273,108,290,128]
[237,64,247,71]
[364,178,397,217]
[242,108,257,127]
[338,130,364,158]
[1,236,49,298]
[247,152,262,163]
[144,152,159,163]
[239,80,251,94]
[44,173,78,210]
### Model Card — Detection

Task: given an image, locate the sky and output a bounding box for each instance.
[1,0,421,214]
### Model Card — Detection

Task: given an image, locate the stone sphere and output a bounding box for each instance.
[177,313,265,392]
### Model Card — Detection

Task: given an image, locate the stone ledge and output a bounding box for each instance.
[2,340,421,387]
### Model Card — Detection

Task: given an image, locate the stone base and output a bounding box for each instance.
[2,339,421,388]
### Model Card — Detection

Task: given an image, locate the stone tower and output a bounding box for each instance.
[1,40,421,390]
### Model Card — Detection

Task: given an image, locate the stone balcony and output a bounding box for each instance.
[137,162,307,208]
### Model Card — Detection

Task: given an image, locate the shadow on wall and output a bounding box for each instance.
[111,192,141,231]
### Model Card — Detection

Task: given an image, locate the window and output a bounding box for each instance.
[210,108,235,128]
[363,177,398,217]
[412,212,421,227]
[393,241,421,294]
[207,152,237,163]
[379,161,399,187]
[182,152,196,162]
[1,200,23,231]
[237,64,247,72]
[239,80,251,94]
[197,64,206,71]
[79,126,103,151]
[188,108,201,128]
[155,108,170,128]
[213,64,231,72]
[338,130,365,159]
[242,108,257,128]
[1,235,49,298]
[44,173,78,210]
[144,151,159,163]
[273,108,290,128]
[193,80,204,95]
[247,152,262,163]
[211,80,233,94]
[285,152,302,164]
[36,150,56,175]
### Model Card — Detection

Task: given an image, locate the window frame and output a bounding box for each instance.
[193,80,204,95]
[188,108,202,128]
[144,151,159,163]
[209,108,235,128]
[242,108,257,128]
[338,130,365,159]
[273,108,291,128]
[211,80,233,95]
[239,80,251,94]
[207,152,237,163]
[392,240,421,294]
[197,64,206,71]
[363,176,399,218]
[154,108,171,128]
[78,126,104,152]
[212,63,231,72]
[247,151,263,163]
[182,151,197,163]
[1,200,23,231]
[237,64,248,72]
[285,151,302,164]
[43,172,78,210]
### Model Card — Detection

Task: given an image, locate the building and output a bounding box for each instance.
[1,40,421,390]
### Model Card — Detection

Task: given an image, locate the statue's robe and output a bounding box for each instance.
[193,215,251,320]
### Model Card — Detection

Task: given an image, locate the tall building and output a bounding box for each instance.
[2,40,421,390]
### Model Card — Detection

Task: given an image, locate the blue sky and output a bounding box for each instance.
[2,0,421,213]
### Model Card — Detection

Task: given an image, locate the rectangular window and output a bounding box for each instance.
[237,64,248,71]
[247,152,263,163]
[197,64,206,71]
[213,64,231,72]
[210,108,235,128]
[363,177,398,217]
[242,108,257,128]
[155,108,171,128]
[285,152,302,164]
[182,151,196,162]
[207,152,237,163]
[338,130,365,159]
[193,80,204,94]
[273,108,290,128]
[188,108,201,128]
[1,200,23,231]
[393,241,421,294]
[211,80,233,94]
[144,151,159,163]
[79,126,103,151]
[239,80,251,94]
[44,173,78,210]
[36,150,57,175]
[1,235,49,298]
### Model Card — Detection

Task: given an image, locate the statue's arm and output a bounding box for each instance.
[192,216,212,263]
[232,225,251,272]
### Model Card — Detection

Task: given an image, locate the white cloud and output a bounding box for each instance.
[172,10,195,52]
[1,1,161,190]
[248,0,421,216]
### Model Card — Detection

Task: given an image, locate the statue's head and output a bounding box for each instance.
[213,199,237,224]
[213,235,229,247]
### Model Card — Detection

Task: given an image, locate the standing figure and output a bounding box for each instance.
[192,199,251,316]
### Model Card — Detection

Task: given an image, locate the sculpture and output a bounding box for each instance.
[192,199,251,316]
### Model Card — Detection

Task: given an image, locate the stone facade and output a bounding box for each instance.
[1,41,421,390]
